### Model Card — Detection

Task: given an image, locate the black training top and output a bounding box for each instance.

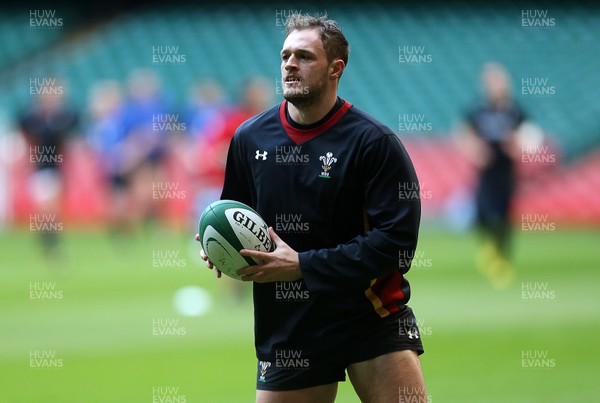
[466,101,526,181]
[221,97,421,357]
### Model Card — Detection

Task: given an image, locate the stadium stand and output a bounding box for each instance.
[1,2,599,226]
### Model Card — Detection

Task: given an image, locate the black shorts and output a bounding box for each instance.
[255,305,424,391]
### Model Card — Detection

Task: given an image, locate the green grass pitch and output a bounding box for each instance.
[0,225,598,402]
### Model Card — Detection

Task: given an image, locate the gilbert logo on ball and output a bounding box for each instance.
[198,200,274,280]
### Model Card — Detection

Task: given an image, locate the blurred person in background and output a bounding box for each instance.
[456,62,527,289]
[120,68,171,233]
[190,76,274,218]
[179,78,227,221]
[18,79,79,259]
[85,80,130,237]
[87,70,173,237]
[192,76,274,302]
[184,78,227,143]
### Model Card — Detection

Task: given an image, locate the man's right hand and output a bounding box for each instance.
[195,234,222,278]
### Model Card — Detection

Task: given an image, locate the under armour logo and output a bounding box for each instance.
[407,329,420,339]
[255,150,268,161]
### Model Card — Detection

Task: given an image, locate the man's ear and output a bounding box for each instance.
[330,59,345,80]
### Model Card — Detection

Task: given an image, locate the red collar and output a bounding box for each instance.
[279,100,352,145]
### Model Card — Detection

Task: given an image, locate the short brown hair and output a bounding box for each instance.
[285,12,349,68]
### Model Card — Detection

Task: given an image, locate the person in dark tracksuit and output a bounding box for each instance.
[461,62,526,289]
[197,13,427,403]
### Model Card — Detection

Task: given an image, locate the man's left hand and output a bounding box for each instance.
[237,228,302,283]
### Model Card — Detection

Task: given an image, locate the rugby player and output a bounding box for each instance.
[197,13,427,402]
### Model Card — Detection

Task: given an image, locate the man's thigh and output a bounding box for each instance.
[347,350,428,403]
[256,383,338,403]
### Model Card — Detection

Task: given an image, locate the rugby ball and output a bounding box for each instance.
[198,200,274,280]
